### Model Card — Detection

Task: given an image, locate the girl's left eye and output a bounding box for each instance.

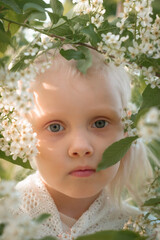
[92,120,108,128]
[47,123,64,132]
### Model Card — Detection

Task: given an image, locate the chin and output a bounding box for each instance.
[65,186,103,199]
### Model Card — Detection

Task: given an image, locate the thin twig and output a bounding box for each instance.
[1,16,98,52]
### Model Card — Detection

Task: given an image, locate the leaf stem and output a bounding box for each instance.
[135,13,137,40]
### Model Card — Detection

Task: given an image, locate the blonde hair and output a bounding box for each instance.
[35,45,153,205]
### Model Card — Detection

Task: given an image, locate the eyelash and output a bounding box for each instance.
[47,120,109,133]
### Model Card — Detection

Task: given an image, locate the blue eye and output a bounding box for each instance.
[93,120,108,128]
[47,123,64,132]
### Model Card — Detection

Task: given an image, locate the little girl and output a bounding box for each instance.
[15,47,153,240]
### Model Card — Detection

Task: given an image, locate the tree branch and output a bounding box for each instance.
[1,17,98,52]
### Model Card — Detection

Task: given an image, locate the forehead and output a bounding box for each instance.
[31,60,122,119]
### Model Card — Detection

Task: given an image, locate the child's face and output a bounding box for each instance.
[30,62,124,199]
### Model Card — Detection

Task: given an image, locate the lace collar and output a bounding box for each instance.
[16,171,112,239]
[36,171,111,238]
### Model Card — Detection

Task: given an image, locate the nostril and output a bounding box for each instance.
[86,152,90,155]
[73,152,78,156]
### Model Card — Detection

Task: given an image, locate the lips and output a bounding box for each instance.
[69,166,96,177]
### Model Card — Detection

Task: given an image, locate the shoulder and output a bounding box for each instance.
[100,200,141,231]
[15,171,46,216]
[16,171,38,191]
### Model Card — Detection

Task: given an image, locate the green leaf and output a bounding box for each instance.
[47,12,60,24]
[48,0,64,24]
[81,24,100,47]
[28,12,46,22]
[97,136,138,171]
[75,230,146,240]
[50,0,64,16]
[0,0,21,14]
[23,3,45,13]
[148,139,160,162]
[133,85,160,125]
[3,10,27,36]
[0,22,11,53]
[140,85,160,110]
[22,0,50,8]
[33,213,51,223]
[76,46,92,74]
[0,223,5,236]
[151,208,160,215]
[60,49,85,60]
[0,150,32,169]
[48,15,89,38]
[98,19,118,35]
[0,29,10,44]
[143,197,160,206]
[136,54,160,70]
[31,236,57,240]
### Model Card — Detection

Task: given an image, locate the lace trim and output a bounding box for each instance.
[15,171,140,240]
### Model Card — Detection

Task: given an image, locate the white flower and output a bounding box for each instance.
[145,108,159,124]
[0,180,40,240]
[135,1,147,13]
[137,108,160,142]
[24,47,39,56]
[91,13,104,28]
[73,0,105,20]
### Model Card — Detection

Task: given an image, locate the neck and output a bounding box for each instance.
[44,184,101,220]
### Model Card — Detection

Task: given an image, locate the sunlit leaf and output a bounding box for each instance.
[3,10,27,36]
[50,0,64,16]
[0,150,32,169]
[0,22,11,53]
[23,3,45,13]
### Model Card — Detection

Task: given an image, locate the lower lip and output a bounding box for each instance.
[69,170,95,177]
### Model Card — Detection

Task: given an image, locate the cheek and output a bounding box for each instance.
[36,138,68,168]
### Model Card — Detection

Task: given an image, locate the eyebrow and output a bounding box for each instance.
[89,106,121,118]
[37,106,121,127]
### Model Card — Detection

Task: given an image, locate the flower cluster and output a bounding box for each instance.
[123,214,159,239]
[0,66,38,167]
[0,180,40,240]
[137,107,160,143]
[23,36,54,73]
[0,107,38,166]
[121,103,138,137]
[97,0,160,88]
[73,0,105,28]
[0,66,36,114]
[123,167,160,240]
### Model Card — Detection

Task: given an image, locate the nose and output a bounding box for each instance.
[68,132,94,158]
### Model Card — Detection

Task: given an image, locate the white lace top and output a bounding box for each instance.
[15,171,140,240]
